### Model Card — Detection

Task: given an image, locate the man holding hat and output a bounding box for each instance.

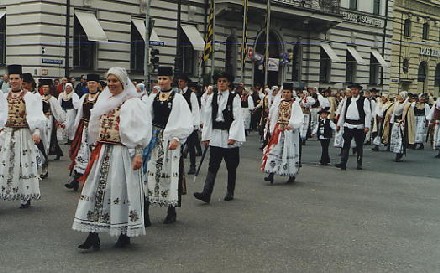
[0,65,46,208]
[336,83,371,170]
[194,71,246,203]
[39,78,66,177]
[177,74,201,175]
[65,74,101,191]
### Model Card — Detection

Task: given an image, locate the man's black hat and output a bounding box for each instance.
[7,64,22,75]
[188,82,199,88]
[213,71,234,83]
[22,73,34,83]
[87,73,100,83]
[100,80,107,88]
[318,108,330,115]
[157,66,174,77]
[282,82,294,91]
[177,74,191,83]
[348,83,363,90]
[39,79,53,86]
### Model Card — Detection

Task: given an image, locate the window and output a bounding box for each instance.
[349,0,358,10]
[180,27,195,76]
[130,23,145,73]
[225,36,237,78]
[369,53,380,85]
[422,22,429,40]
[435,63,440,87]
[0,14,5,66]
[373,0,381,15]
[292,44,301,82]
[319,47,331,83]
[417,61,428,83]
[403,58,409,73]
[403,19,411,38]
[346,50,357,84]
[73,15,95,70]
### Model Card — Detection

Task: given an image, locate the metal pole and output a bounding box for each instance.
[240,0,247,83]
[65,0,70,77]
[144,0,152,91]
[210,0,216,82]
[381,0,389,91]
[174,0,182,76]
[264,0,271,86]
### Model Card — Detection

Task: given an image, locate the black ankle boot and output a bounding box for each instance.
[78,232,100,250]
[264,173,274,184]
[144,198,151,227]
[287,176,296,183]
[19,200,31,209]
[163,206,177,224]
[114,234,131,248]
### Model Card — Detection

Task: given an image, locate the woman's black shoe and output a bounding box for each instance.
[19,200,31,209]
[78,233,100,250]
[65,180,79,191]
[40,171,49,179]
[264,173,274,184]
[287,176,296,183]
[114,234,131,248]
[163,207,177,224]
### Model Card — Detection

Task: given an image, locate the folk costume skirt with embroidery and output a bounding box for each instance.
[300,113,310,140]
[433,121,440,150]
[72,144,145,237]
[261,124,300,177]
[0,128,41,201]
[64,109,77,141]
[145,128,180,207]
[390,123,405,154]
[70,121,90,175]
[414,116,427,144]
[242,108,252,130]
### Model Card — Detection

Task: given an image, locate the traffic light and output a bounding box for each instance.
[150,48,159,69]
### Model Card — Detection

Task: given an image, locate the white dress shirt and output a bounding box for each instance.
[337,95,372,129]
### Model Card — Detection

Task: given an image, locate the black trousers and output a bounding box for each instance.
[341,128,366,167]
[319,139,330,164]
[185,130,198,167]
[208,146,240,194]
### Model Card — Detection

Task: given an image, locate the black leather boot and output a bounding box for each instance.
[114,234,131,248]
[19,200,31,209]
[194,171,216,203]
[65,172,81,191]
[163,206,176,224]
[264,173,274,184]
[78,232,100,250]
[187,165,196,175]
[144,198,151,227]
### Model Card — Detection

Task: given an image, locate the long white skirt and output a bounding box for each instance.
[390,123,404,154]
[65,109,77,141]
[310,108,319,133]
[242,108,252,130]
[145,130,180,207]
[414,116,427,144]
[300,113,310,140]
[42,115,52,156]
[0,128,41,201]
[73,125,90,174]
[262,127,300,177]
[72,144,145,237]
[433,121,440,150]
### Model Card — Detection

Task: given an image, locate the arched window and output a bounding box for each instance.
[435,63,440,87]
[404,19,411,38]
[225,36,237,78]
[417,61,428,83]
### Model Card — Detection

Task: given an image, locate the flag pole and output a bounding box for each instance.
[264,0,271,87]
[240,0,248,83]
[210,0,216,82]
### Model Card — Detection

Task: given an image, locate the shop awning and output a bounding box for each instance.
[347,46,365,65]
[371,49,389,67]
[181,24,205,51]
[320,43,341,63]
[0,11,5,20]
[74,11,108,42]
[131,18,163,46]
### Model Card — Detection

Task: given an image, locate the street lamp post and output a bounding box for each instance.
[65,0,71,77]
[174,0,182,76]
[144,0,152,91]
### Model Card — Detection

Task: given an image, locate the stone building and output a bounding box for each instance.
[390,0,440,97]
[0,0,392,91]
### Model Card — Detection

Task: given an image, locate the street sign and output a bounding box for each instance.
[42,58,63,65]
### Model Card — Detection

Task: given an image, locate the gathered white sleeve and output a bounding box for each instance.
[288,101,304,130]
[49,96,67,123]
[0,92,6,128]
[268,100,280,134]
[190,92,201,127]
[24,92,46,132]
[73,96,85,130]
[424,104,431,117]
[247,96,255,110]
[163,93,193,142]
[120,98,152,149]
[201,94,214,141]
[426,105,435,121]
[363,99,372,129]
[72,93,80,109]
[228,96,246,142]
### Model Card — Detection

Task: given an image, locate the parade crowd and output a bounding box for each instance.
[0,64,439,250]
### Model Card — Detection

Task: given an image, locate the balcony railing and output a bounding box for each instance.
[271,0,341,14]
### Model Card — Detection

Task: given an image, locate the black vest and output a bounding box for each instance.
[212,91,236,130]
[317,119,332,139]
[152,91,175,129]
[182,88,192,111]
[42,100,51,115]
[61,98,74,110]
[344,97,366,125]
[414,105,425,116]
[241,94,249,108]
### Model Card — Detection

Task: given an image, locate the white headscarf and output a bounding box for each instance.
[88,67,138,144]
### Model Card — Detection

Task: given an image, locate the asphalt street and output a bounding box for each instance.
[1,134,439,273]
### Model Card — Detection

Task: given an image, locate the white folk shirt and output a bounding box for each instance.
[337,95,372,130]
[179,87,201,129]
[201,90,246,149]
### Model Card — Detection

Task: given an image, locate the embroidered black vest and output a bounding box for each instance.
[61,97,74,110]
[152,90,175,129]
[211,91,236,130]
[317,119,332,139]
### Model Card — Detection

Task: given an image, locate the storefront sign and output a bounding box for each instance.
[267,58,279,72]
[420,47,440,58]
[342,11,384,28]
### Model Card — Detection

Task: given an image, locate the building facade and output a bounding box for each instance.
[0,0,392,91]
[390,0,440,97]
